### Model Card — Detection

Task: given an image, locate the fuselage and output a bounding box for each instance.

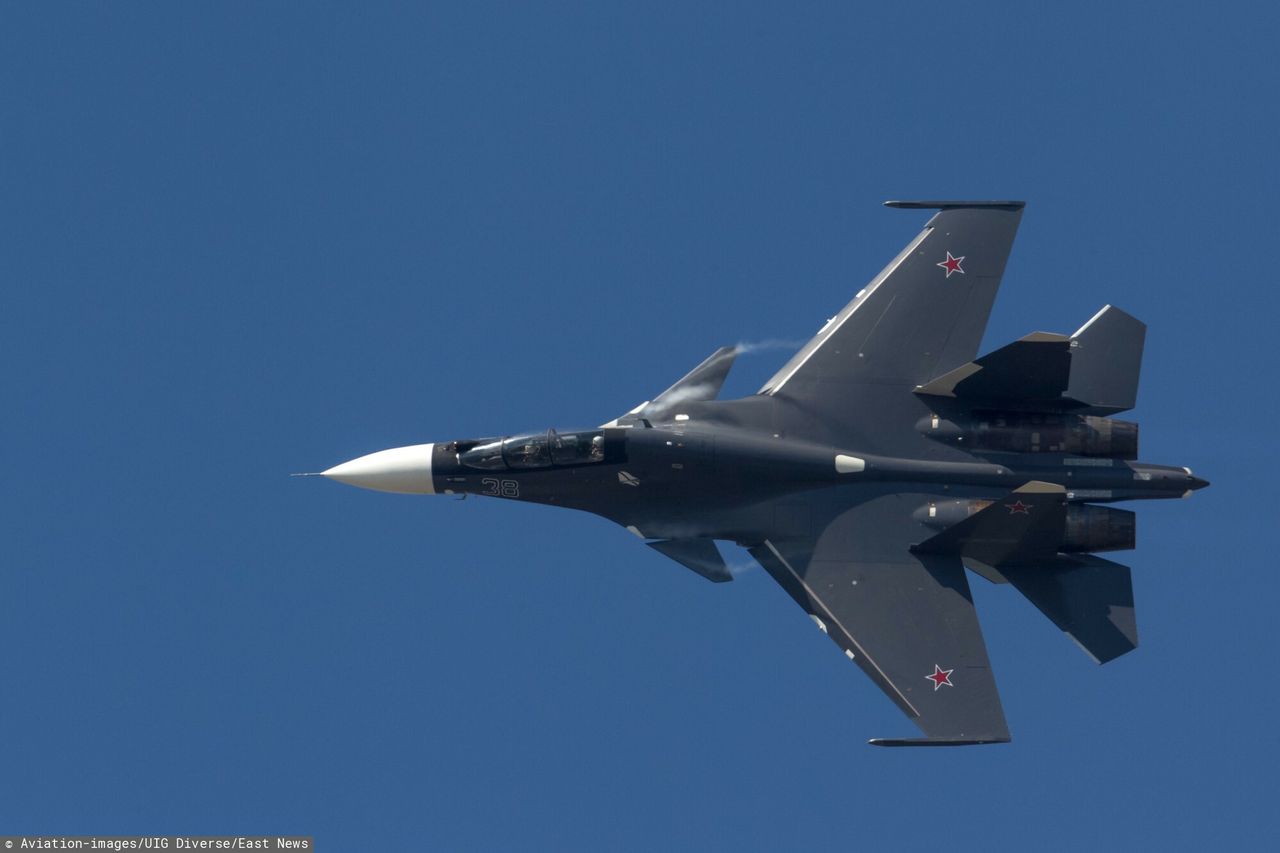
[432,422,1203,541]
[312,200,1210,745]
[322,392,1206,547]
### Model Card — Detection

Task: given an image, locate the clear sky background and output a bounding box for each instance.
[2,2,1276,849]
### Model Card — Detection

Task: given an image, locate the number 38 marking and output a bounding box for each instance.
[481,478,520,498]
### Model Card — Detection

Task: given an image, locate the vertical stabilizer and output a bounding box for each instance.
[1067,306,1146,414]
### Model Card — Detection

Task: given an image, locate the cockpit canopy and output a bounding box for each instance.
[459,429,606,471]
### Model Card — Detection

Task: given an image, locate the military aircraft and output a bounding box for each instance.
[315,201,1208,746]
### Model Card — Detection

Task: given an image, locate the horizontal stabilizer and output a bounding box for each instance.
[647,538,733,583]
[913,481,1067,568]
[915,333,1072,405]
[914,306,1146,415]
[643,346,738,419]
[1003,555,1138,663]
[915,484,1137,663]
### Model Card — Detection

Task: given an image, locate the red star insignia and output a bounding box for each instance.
[937,252,965,278]
[926,664,954,690]
[1005,500,1031,515]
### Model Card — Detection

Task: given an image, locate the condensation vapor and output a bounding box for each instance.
[733,338,807,355]
[647,381,718,413]
[644,339,804,415]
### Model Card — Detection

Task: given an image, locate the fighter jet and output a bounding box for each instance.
[317,201,1207,745]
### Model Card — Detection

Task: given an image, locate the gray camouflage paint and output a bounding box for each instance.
[324,202,1207,745]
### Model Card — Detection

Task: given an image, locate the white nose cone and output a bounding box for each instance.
[322,443,436,494]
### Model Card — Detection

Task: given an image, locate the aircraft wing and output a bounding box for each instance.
[759,202,1024,451]
[748,488,1010,745]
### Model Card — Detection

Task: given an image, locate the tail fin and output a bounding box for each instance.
[1066,305,1146,414]
[915,305,1146,415]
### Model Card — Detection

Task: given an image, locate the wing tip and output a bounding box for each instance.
[884,200,1026,211]
[868,736,1012,747]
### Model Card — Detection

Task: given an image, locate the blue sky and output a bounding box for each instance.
[2,2,1275,849]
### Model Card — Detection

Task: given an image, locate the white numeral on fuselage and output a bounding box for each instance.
[481,478,520,498]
